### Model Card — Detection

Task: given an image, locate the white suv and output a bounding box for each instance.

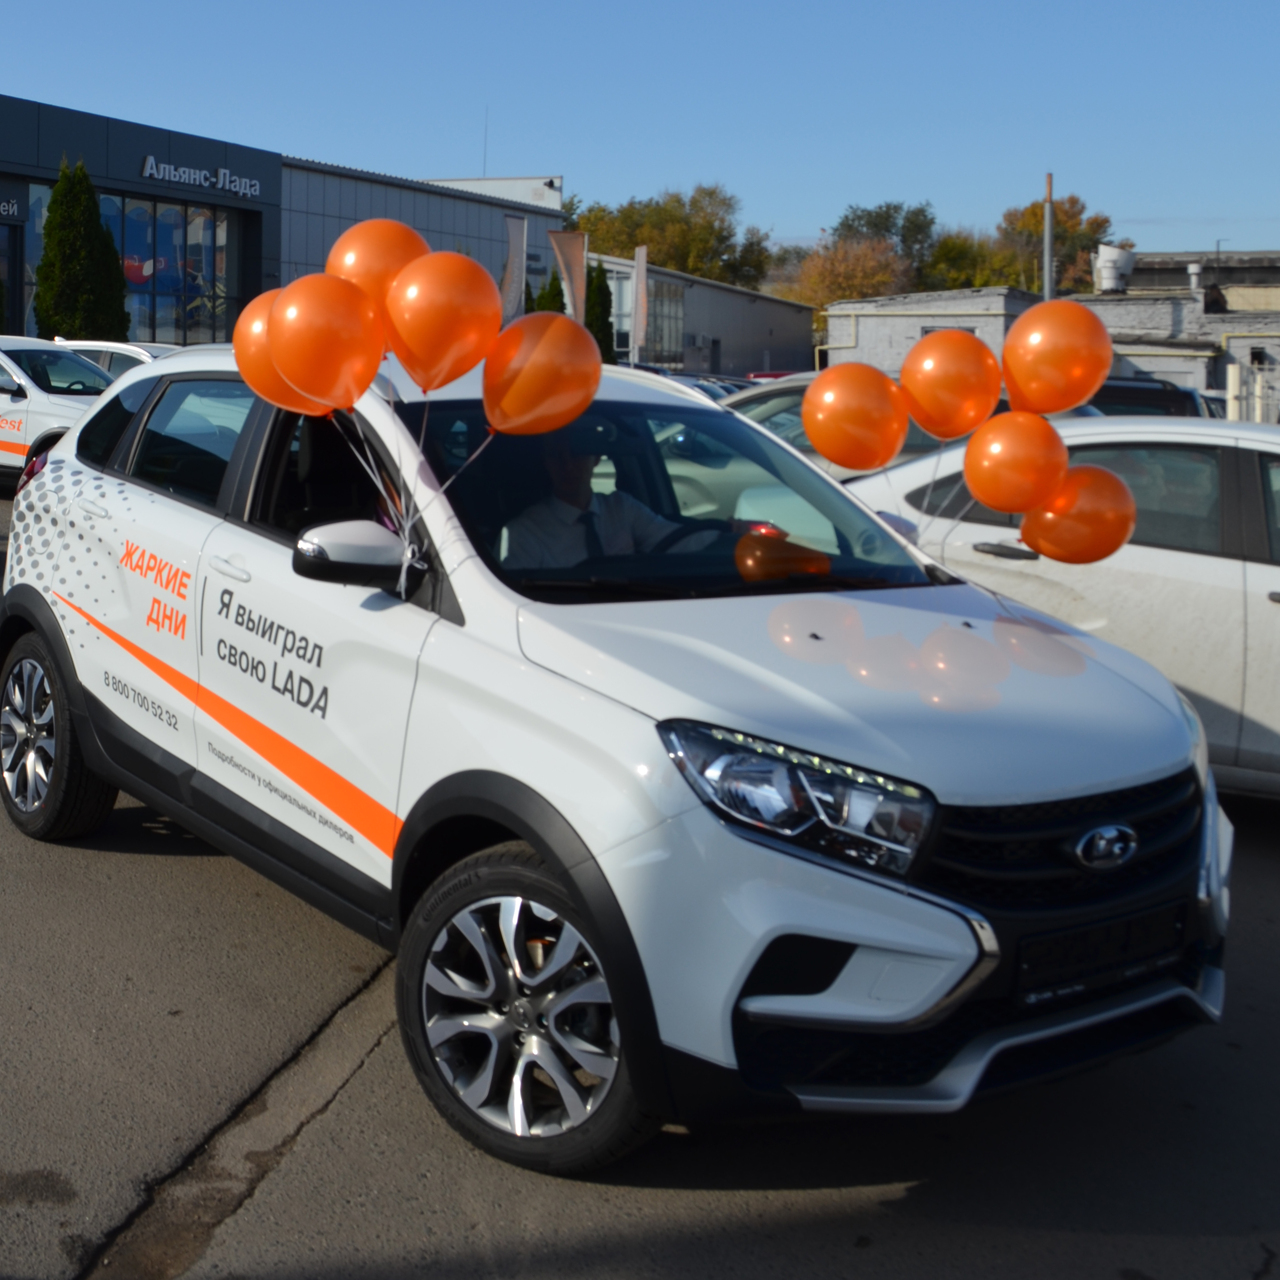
[0,337,112,469]
[0,346,1231,1174]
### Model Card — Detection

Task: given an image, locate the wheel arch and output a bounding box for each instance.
[393,770,675,1119]
[26,430,68,468]
[0,586,87,718]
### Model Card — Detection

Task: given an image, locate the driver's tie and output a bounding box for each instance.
[578,510,605,559]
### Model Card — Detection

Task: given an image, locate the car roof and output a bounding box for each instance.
[0,336,77,352]
[102,345,721,415]
[59,339,179,358]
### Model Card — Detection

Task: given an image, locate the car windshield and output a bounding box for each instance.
[403,398,932,603]
[732,388,937,460]
[3,348,111,396]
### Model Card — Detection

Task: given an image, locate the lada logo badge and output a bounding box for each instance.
[1074,824,1138,870]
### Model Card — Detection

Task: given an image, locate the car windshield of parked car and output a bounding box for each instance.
[3,348,111,395]
[403,398,932,603]
[733,388,936,461]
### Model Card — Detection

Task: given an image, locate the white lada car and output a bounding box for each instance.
[0,337,113,470]
[0,347,1231,1173]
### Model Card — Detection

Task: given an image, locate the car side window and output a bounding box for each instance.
[1069,444,1221,555]
[1259,455,1280,562]
[905,472,1015,528]
[129,379,255,506]
[252,411,401,538]
[108,353,144,376]
[77,377,159,467]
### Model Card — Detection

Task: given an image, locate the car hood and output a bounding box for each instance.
[516,584,1193,807]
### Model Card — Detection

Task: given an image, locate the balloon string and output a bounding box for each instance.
[919,473,968,546]
[935,497,976,555]
[917,440,945,536]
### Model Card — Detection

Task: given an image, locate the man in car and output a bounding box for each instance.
[503,429,752,570]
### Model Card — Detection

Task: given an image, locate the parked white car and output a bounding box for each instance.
[0,354,1229,1173]
[0,337,112,470]
[847,415,1280,796]
[54,338,179,381]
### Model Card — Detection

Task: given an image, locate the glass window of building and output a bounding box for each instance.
[22,183,242,344]
[647,280,684,367]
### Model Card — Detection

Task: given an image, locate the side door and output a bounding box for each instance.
[194,408,437,887]
[55,373,259,772]
[941,436,1245,765]
[1238,448,1280,773]
[0,353,30,464]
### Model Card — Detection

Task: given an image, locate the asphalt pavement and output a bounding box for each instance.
[1,782,1276,1280]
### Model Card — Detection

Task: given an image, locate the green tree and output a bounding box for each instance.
[532,271,566,313]
[33,159,128,340]
[834,201,937,286]
[584,262,616,363]
[560,193,581,231]
[576,184,771,289]
[524,279,536,315]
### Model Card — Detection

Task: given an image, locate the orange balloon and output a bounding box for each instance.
[964,412,1068,513]
[386,252,502,392]
[483,313,602,436]
[735,531,831,582]
[232,291,331,416]
[1021,465,1137,564]
[326,219,430,342]
[801,364,909,470]
[268,274,384,410]
[899,330,1002,440]
[1003,299,1113,414]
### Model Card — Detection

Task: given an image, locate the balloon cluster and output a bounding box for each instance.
[800,301,1138,564]
[233,218,602,435]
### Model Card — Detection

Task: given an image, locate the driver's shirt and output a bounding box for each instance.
[503,491,681,570]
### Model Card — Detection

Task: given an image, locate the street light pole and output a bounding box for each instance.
[1043,173,1054,301]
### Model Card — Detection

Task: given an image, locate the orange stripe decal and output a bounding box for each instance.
[0,440,28,456]
[54,592,402,857]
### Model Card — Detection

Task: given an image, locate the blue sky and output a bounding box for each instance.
[9,0,1277,254]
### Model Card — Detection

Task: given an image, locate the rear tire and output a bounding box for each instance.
[397,842,659,1175]
[0,632,118,841]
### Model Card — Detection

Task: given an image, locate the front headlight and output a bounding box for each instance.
[1176,691,1209,790]
[658,720,935,876]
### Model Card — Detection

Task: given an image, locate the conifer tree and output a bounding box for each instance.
[524,279,536,315]
[533,271,566,314]
[34,159,129,341]
[584,262,617,363]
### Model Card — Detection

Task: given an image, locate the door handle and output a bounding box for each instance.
[973,541,1040,561]
[209,556,251,583]
[77,498,109,519]
[1268,592,1280,604]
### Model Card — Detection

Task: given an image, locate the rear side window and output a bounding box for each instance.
[1069,444,1221,555]
[129,379,255,506]
[1257,455,1280,562]
[76,377,159,467]
[905,471,1015,528]
[107,352,143,376]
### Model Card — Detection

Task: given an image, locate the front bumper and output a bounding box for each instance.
[597,770,1231,1121]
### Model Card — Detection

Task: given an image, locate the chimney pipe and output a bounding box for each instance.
[1188,262,1202,290]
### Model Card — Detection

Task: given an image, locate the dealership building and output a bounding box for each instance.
[0,93,812,375]
[0,94,563,346]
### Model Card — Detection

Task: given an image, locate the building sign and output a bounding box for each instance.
[0,178,29,224]
[141,156,261,198]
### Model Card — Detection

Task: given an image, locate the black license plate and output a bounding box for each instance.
[1017,902,1186,1008]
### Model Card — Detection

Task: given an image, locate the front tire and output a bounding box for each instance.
[0,632,117,840]
[397,842,659,1175]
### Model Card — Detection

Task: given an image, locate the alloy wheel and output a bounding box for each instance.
[1,658,56,812]
[423,895,619,1137]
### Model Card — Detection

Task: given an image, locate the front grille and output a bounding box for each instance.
[912,769,1201,912]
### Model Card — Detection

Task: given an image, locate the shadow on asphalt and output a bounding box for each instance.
[66,795,222,858]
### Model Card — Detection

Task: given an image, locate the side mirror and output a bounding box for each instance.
[877,511,919,545]
[293,519,404,588]
[0,374,26,399]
